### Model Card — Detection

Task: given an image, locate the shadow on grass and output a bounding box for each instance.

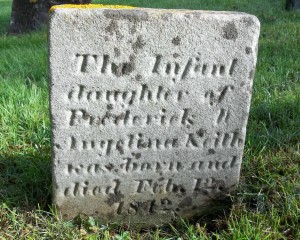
[0,152,52,211]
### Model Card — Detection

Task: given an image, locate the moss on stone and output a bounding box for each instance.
[50,4,135,12]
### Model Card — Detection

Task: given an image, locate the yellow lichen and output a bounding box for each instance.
[50,4,135,12]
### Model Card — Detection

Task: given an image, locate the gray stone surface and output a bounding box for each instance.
[49,6,260,226]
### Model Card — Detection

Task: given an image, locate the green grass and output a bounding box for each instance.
[0,0,300,239]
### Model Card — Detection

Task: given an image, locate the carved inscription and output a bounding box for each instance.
[75,54,135,76]
[66,160,184,175]
[68,134,180,155]
[64,179,121,197]
[115,200,157,215]
[191,156,238,171]
[61,51,244,216]
[74,54,238,81]
[204,85,234,106]
[135,178,187,194]
[68,84,189,104]
[61,154,239,199]
[152,56,238,81]
[65,154,238,175]
[61,49,244,215]
[68,108,194,128]
[67,129,243,155]
[185,130,243,149]
[216,108,230,124]
[49,8,260,223]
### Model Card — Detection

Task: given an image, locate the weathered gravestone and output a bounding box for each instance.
[49,4,260,226]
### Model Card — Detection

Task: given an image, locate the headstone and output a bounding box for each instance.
[49,5,260,226]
